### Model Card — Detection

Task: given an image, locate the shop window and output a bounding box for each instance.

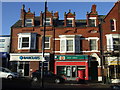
[18,33,37,50]
[25,19,33,27]
[57,66,78,78]
[109,65,120,79]
[110,19,116,31]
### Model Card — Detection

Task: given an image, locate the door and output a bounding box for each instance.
[66,66,71,77]
[77,66,86,80]
[24,63,29,76]
[18,62,24,76]
[78,70,85,80]
[72,66,76,77]
[17,62,29,76]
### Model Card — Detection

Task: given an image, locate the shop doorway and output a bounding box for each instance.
[57,66,86,80]
[17,62,29,76]
[57,66,77,80]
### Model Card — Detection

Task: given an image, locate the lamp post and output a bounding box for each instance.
[41,0,47,88]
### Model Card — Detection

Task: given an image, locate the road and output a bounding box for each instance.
[1,78,114,90]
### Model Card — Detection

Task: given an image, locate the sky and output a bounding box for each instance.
[1,1,116,35]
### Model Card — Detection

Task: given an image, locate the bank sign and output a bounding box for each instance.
[19,56,41,60]
[10,55,43,61]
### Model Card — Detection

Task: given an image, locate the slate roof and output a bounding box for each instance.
[11,15,105,28]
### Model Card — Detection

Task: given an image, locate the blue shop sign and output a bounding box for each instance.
[0,52,9,58]
[19,56,41,60]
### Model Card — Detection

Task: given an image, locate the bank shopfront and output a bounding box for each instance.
[54,55,98,81]
[10,53,50,76]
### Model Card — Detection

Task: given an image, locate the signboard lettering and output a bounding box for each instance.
[19,56,41,60]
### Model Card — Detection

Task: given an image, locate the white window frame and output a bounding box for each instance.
[59,35,76,53]
[18,33,36,50]
[88,37,99,51]
[110,19,116,31]
[25,19,33,27]
[89,17,97,27]
[44,36,51,49]
[60,38,75,53]
[43,18,51,26]
[66,18,74,27]
[106,34,120,51]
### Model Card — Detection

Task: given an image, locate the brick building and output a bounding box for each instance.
[10,3,105,81]
[102,1,120,83]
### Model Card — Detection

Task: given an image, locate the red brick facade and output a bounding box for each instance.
[101,1,120,83]
[10,3,107,81]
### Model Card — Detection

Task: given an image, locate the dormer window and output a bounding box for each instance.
[67,18,73,27]
[43,18,51,26]
[25,19,33,27]
[88,17,96,27]
[110,19,116,31]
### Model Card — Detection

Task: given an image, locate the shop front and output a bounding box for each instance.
[10,53,50,77]
[54,55,89,80]
[106,56,120,83]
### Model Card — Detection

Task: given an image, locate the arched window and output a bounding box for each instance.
[110,19,116,31]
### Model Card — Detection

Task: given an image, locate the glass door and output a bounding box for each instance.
[66,66,71,77]
[72,66,76,77]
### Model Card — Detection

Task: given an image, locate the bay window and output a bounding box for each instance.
[66,40,73,51]
[22,37,29,48]
[18,33,37,50]
[59,35,81,53]
[106,34,120,51]
[60,39,74,52]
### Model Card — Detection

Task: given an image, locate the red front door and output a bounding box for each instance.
[78,69,85,80]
